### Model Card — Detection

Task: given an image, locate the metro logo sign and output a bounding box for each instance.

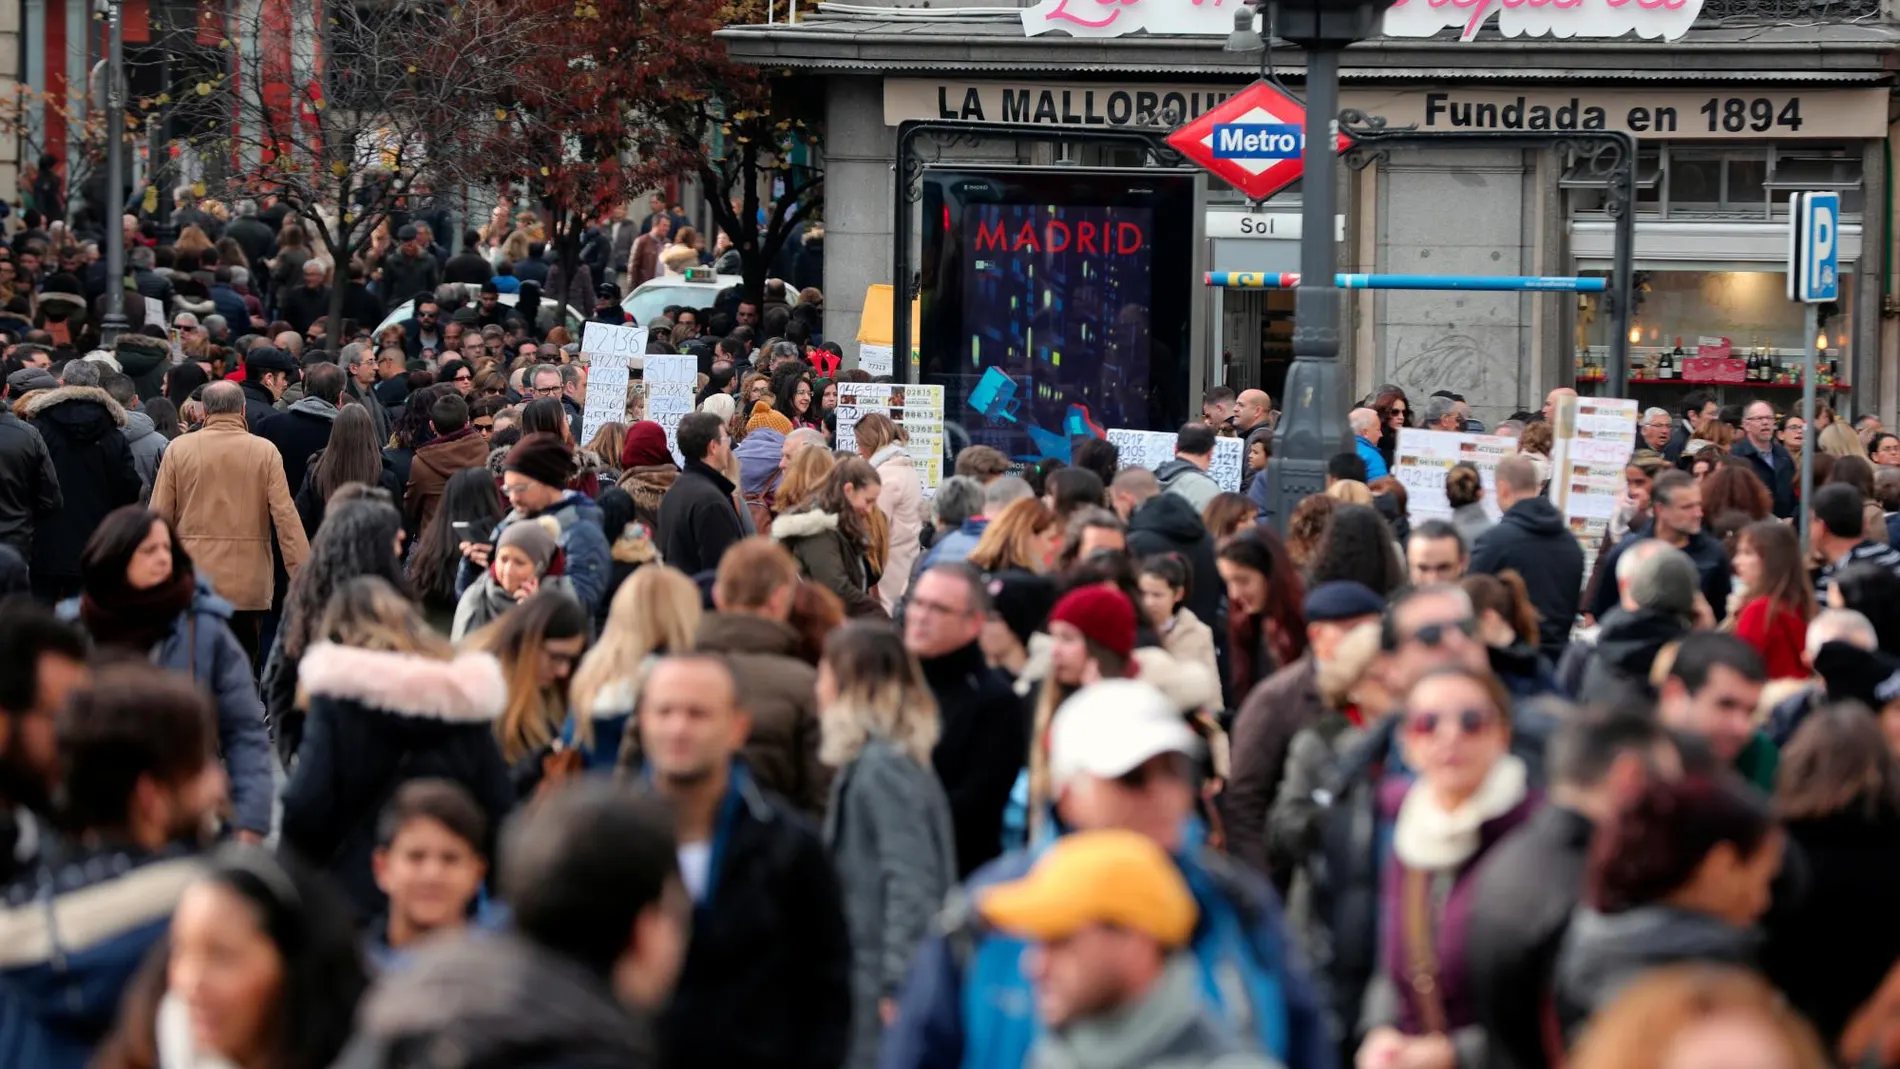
[1167,81,1350,203]
[1212,124,1303,160]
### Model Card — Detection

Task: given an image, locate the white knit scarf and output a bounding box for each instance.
[1392,753,1529,870]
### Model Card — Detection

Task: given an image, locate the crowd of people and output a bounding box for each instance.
[0,187,1898,1069]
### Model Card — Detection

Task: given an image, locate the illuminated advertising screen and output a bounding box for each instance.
[921,169,1194,464]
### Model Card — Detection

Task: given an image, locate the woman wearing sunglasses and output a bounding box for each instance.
[1357,665,1539,1069]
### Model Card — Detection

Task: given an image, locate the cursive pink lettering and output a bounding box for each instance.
[1042,0,1136,28]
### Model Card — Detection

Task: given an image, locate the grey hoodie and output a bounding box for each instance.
[1030,957,1280,1069]
[121,408,167,502]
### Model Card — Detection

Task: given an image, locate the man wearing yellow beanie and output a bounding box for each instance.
[979,830,1280,1069]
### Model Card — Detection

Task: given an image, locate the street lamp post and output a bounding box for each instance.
[99,0,129,346]
[1230,0,1387,530]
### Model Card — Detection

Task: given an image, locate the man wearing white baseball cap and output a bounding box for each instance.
[879,680,1332,1069]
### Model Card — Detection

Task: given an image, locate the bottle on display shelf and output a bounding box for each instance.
[1655,347,1671,380]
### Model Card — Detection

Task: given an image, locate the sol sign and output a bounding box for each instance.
[1021,0,1703,40]
[1166,82,1349,202]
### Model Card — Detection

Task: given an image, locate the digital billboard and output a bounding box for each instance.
[920,169,1195,464]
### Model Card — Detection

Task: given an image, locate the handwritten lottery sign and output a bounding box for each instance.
[836,383,947,495]
[642,355,698,465]
[857,343,895,378]
[1105,429,1244,493]
[1392,428,1517,524]
[1549,396,1639,593]
[578,322,648,444]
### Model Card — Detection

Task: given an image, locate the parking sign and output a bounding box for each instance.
[1788,191,1840,303]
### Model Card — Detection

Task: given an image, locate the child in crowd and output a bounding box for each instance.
[1137,553,1219,683]
[366,779,493,972]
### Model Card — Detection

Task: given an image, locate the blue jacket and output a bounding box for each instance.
[877,826,1335,1069]
[457,491,611,614]
[921,518,990,571]
[58,578,273,835]
[0,845,199,1069]
[1354,437,1388,480]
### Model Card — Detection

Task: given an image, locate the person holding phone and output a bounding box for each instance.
[452,516,576,641]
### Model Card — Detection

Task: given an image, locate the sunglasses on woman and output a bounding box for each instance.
[1405,708,1496,738]
[1401,616,1478,648]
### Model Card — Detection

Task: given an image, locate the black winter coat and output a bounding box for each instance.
[1575,607,1690,706]
[277,284,330,335]
[1126,492,1223,630]
[1732,437,1797,519]
[657,461,745,578]
[279,642,515,923]
[1470,497,1585,661]
[239,378,279,430]
[0,408,61,558]
[254,401,337,499]
[923,641,1028,878]
[1761,810,1900,1042]
[657,769,852,1069]
[1468,805,1595,1069]
[21,386,140,584]
[1587,523,1732,626]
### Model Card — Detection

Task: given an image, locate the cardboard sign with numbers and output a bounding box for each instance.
[835,383,947,494]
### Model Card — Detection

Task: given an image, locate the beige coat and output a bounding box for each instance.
[869,444,924,613]
[151,411,309,610]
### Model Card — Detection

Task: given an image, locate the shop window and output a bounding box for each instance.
[1573,267,1853,398]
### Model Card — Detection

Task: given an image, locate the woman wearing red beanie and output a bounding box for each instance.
[1021,583,1139,839]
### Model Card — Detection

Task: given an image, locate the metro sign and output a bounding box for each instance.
[1166,80,1351,203]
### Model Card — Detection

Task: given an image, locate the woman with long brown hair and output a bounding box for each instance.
[466,590,590,792]
[771,457,886,619]
[1372,386,1410,470]
[1729,520,1816,680]
[1462,570,1561,698]
[966,496,1062,576]
[1827,454,1889,545]
[1217,525,1308,706]
[295,403,402,537]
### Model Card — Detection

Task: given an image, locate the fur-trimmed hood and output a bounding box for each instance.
[21,384,128,444]
[298,642,505,722]
[19,384,128,425]
[770,507,840,541]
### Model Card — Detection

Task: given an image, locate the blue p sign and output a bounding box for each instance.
[1790,191,1840,303]
[1212,123,1303,160]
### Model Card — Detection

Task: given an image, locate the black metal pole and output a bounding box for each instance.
[1265,46,1345,528]
[100,0,128,345]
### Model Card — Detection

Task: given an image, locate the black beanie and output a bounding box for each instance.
[505,432,573,490]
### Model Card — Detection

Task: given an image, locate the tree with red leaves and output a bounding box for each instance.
[474,0,822,313]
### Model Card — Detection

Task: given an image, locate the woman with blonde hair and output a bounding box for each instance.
[1570,965,1828,1069]
[1818,419,1866,458]
[777,444,837,515]
[772,457,886,619]
[966,496,1062,575]
[498,228,533,268]
[564,566,701,771]
[817,621,957,1069]
[280,575,513,921]
[466,590,590,789]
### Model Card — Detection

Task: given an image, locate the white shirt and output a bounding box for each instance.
[678,841,713,903]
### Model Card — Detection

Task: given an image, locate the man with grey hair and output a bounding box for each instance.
[902,560,1026,875]
[1349,406,1387,479]
[528,363,562,400]
[1734,398,1796,518]
[1472,454,1583,658]
[201,314,230,345]
[1766,607,1882,745]
[922,475,1033,570]
[124,244,175,306]
[778,426,827,475]
[1420,394,1461,432]
[1575,540,1700,704]
[1640,407,1672,453]
[766,340,802,369]
[152,379,307,666]
[21,356,141,600]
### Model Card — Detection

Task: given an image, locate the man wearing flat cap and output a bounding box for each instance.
[1225,579,1387,879]
[378,222,441,315]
